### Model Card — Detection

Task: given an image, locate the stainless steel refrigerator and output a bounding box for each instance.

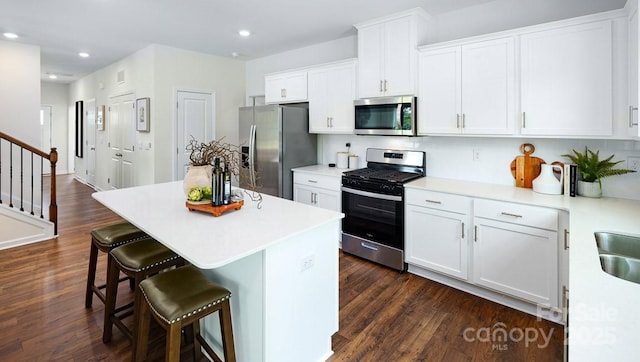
[239,104,317,200]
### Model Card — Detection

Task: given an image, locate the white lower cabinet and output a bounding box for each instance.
[406,190,560,310]
[405,190,471,280]
[292,172,340,212]
[294,184,339,211]
[293,170,341,241]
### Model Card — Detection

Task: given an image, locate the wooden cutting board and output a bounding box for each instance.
[510,143,545,188]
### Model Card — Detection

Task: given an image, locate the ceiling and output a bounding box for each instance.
[0,0,627,83]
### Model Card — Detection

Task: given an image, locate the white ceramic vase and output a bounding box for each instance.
[183,165,212,197]
[577,180,602,198]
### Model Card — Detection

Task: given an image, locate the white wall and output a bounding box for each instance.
[0,40,42,202]
[0,40,40,144]
[69,46,155,189]
[69,44,245,189]
[41,82,70,174]
[153,45,245,182]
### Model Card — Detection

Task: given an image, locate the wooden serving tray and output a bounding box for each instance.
[185,200,244,217]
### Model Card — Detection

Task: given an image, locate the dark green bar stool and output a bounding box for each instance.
[133,265,236,362]
[85,221,148,308]
[102,237,184,344]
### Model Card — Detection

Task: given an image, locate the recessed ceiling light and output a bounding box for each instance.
[3,32,18,39]
[48,74,57,79]
[78,52,90,58]
[238,30,251,37]
[231,52,239,57]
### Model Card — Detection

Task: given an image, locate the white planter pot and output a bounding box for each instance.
[577,180,602,198]
[183,165,212,197]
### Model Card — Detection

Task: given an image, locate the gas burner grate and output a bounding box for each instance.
[344,168,422,183]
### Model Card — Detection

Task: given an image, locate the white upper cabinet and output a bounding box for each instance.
[265,70,308,104]
[628,0,639,137]
[308,59,357,134]
[418,37,515,135]
[519,20,613,136]
[356,10,430,98]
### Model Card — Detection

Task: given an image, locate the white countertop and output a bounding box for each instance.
[292,164,352,176]
[92,181,344,269]
[406,177,640,360]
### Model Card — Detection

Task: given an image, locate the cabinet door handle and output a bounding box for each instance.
[456,114,460,129]
[474,225,478,242]
[425,199,442,204]
[379,80,384,93]
[564,229,570,250]
[384,80,388,92]
[461,222,465,239]
[500,212,523,218]
[308,179,318,183]
[522,112,526,128]
[462,114,466,128]
[629,105,638,127]
[562,285,569,311]
[329,117,333,128]
[326,117,330,128]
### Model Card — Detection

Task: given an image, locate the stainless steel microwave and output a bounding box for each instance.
[354,96,416,136]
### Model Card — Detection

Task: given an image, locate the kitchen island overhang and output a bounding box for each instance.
[93,181,343,362]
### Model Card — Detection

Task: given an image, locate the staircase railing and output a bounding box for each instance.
[0,132,58,234]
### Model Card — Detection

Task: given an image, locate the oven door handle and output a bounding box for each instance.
[341,186,402,202]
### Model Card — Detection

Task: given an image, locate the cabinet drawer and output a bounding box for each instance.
[405,189,471,214]
[293,172,340,191]
[474,199,558,230]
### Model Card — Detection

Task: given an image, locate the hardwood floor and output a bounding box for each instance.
[0,175,564,361]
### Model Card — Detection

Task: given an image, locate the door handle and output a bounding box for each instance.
[629,105,638,127]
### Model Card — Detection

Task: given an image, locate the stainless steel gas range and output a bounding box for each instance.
[341,148,426,271]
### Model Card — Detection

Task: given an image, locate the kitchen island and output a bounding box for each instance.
[93,181,343,362]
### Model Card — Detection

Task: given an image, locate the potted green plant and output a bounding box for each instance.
[562,147,635,197]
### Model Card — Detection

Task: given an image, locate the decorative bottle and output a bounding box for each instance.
[223,163,231,204]
[212,158,223,206]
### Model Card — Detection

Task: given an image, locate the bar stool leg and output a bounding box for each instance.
[192,320,203,361]
[102,255,120,343]
[220,300,236,362]
[133,288,150,362]
[166,323,182,362]
[85,241,99,308]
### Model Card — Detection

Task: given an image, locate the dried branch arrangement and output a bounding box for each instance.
[186,136,263,207]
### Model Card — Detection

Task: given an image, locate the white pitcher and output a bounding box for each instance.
[532,164,563,195]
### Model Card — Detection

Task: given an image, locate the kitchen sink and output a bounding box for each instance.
[599,254,640,285]
[595,232,640,285]
[595,232,640,259]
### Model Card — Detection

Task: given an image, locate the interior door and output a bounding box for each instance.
[40,105,52,174]
[175,90,214,180]
[85,99,96,186]
[108,93,136,189]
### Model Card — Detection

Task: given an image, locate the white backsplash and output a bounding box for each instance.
[320,135,640,200]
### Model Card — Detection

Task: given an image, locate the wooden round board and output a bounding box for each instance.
[510,143,545,188]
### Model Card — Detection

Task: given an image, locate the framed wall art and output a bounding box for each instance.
[96,105,105,131]
[75,100,83,158]
[136,97,150,132]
